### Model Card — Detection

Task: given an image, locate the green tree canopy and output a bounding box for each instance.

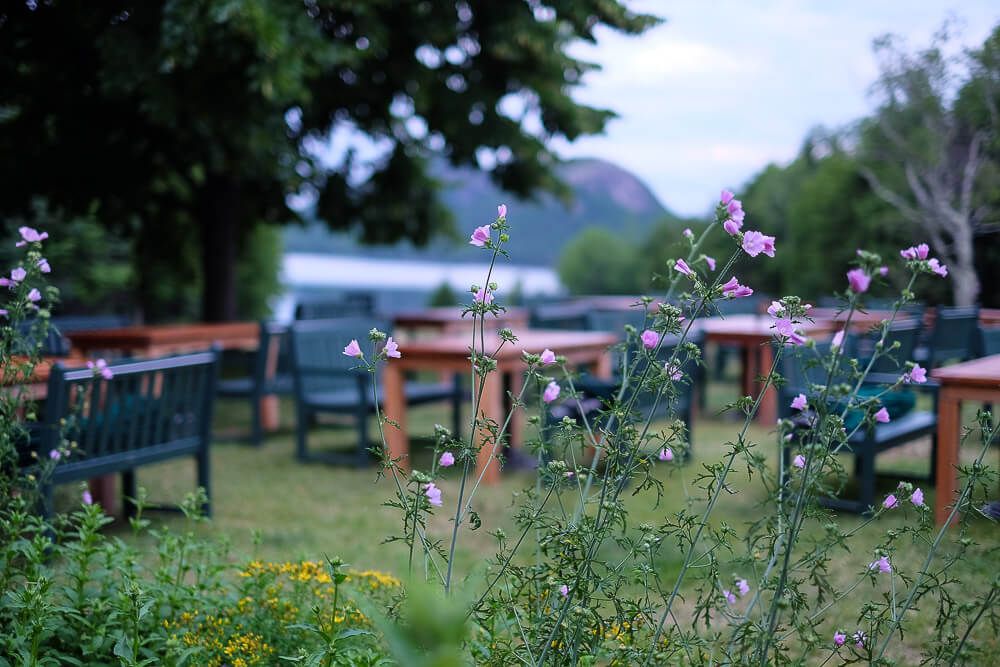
[0,1,658,320]
[557,227,644,295]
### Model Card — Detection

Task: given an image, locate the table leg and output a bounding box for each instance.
[935,394,961,526]
[260,396,280,431]
[741,344,756,399]
[594,350,613,380]
[382,364,410,473]
[474,371,505,485]
[756,344,777,425]
[89,476,118,515]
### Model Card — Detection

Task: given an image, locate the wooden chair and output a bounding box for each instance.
[289,318,461,466]
[32,350,219,518]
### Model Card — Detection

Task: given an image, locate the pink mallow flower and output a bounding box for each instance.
[721,189,735,205]
[27,288,41,303]
[773,318,806,346]
[542,381,560,403]
[874,407,891,423]
[791,394,808,411]
[736,578,750,597]
[727,200,745,223]
[497,203,507,219]
[883,494,898,509]
[49,449,61,461]
[869,556,891,573]
[879,266,889,276]
[911,488,925,507]
[721,276,753,298]
[767,301,785,317]
[82,490,93,505]
[343,339,363,358]
[927,258,948,277]
[903,364,927,384]
[658,447,674,462]
[559,584,569,598]
[469,224,491,247]
[37,258,51,274]
[474,287,494,305]
[86,359,113,380]
[384,337,401,359]
[641,329,660,349]
[846,268,870,293]
[10,267,26,283]
[665,362,683,381]
[723,589,736,605]
[674,258,695,277]
[424,482,443,507]
[900,243,930,260]
[793,455,806,469]
[741,230,775,258]
[540,348,556,365]
[834,631,846,647]
[723,219,742,235]
[705,255,716,271]
[831,330,845,349]
[439,451,455,467]
[854,630,866,649]
[683,228,694,240]
[16,226,48,247]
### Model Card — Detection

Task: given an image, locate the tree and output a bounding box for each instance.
[0,1,658,321]
[859,25,1000,306]
[557,227,644,295]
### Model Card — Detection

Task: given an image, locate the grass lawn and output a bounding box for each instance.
[63,372,1000,662]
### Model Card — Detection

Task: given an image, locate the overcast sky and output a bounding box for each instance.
[554,0,1000,217]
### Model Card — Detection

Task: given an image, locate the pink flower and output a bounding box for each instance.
[883,494,898,509]
[0,309,6,317]
[900,246,917,260]
[82,490,93,505]
[543,380,560,403]
[721,276,753,298]
[723,589,736,605]
[86,358,113,380]
[767,301,785,317]
[879,266,889,276]
[911,488,924,506]
[874,407,890,423]
[846,268,870,293]
[903,364,927,384]
[665,362,683,381]
[469,224,491,247]
[793,455,806,469]
[736,578,750,597]
[791,393,807,411]
[834,631,846,647]
[916,243,929,259]
[831,330,845,349]
[683,228,694,240]
[424,482,443,507]
[49,449,61,461]
[640,330,660,349]
[343,339,363,358]
[27,288,41,303]
[705,256,716,271]
[474,287,493,305]
[540,348,556,365]
[37,258,51,274]
[10,267,26,283]
[674,258,695,277]
[16,226,48,247]
[497,203,507,219]
[721,189,735,205]
[869,556,891,573]
[741,230,776,258]
[559,584,569,598]
[723,219,742,235]
[384,336,401,359]
[927,258,948,277]
[658,447,674,462]
[439,451,455,467]
[727,200,745,222]
[854,630,866,649]
[773,318,805,345]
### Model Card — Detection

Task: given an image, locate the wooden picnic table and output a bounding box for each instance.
[931,354,1000,526]
[382,329,617,484]
[2,355,89,400]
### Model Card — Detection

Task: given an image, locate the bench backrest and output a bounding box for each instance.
[39,350,219,482]
[929,305,980,366]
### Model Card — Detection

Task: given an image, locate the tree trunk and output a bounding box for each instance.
[199,177,240,322]
[948,225,980,307]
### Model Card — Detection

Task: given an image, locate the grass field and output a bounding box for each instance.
[64,371,1000,662]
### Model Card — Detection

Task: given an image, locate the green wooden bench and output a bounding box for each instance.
[31,350,219,518]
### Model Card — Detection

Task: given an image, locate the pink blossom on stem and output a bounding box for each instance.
[874,407,891,423]
[82,490,93,505]
[640,330,660,349]
[87,358,114,380]
[664,362,683,381]
[49,449,61,461]
[721,276,753,298]
[916,243,929,259]
[869,556,891,573]
[741,231,776,258]
[911,488,925,507]
[903,364,927,384]
[343,339,363,358]
[736,578,750,597]
[834,631,846,647]
[727,200,745,222]
[767,301,785,317]
[27,288,41,303]
[927,258,948,277]
[474,287,493,305]
[683,228,694,240]
[831,330,845,349]
[424,482,443,507]
[439,451,455,467]
[720,189,735,205]
[846,268,870,293]
[542,380,560,403]
[559,584,569,598]
[384,337,401,359]
[773,318,806,345]
[10,267,26,283]
[723,219,742,235]
[879,266,889,276]
[793,455,806,469]
[469,224,491,247]
[723,589,736,605]
[854,630,866,649]
[674,258,695,277]
[883,494,898,509]
[705,255,716,271]
[16,226,48,247]
[658,447,674,462]
[497,203,507,219]
[791,393,807,411]
[540,348,556,365]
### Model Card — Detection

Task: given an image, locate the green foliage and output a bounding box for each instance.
[557,227,645,295]
[427,282,458,308]
[236,224,283,321]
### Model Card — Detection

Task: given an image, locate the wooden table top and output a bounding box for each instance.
[393,307,528,329]
[67,322,259,349]
[1,355,89,387]
[932,354,1000,390]
[697,314,836,341]
[393,329,618,364]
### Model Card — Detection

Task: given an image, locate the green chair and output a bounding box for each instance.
[216,321,293,446]
[289,318,462,466]
[916,305,980,367]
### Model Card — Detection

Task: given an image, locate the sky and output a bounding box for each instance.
[554,0,1000,217]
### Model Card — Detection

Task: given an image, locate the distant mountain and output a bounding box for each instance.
[284,158,678,266]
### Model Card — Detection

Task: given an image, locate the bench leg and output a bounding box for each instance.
[451,374,462,438]
[356,403,370,468]
[122,469,137,519]
[197,448,212,518]
[296,406,310,462]
[859,451,876,512]
[250,393,263,447]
